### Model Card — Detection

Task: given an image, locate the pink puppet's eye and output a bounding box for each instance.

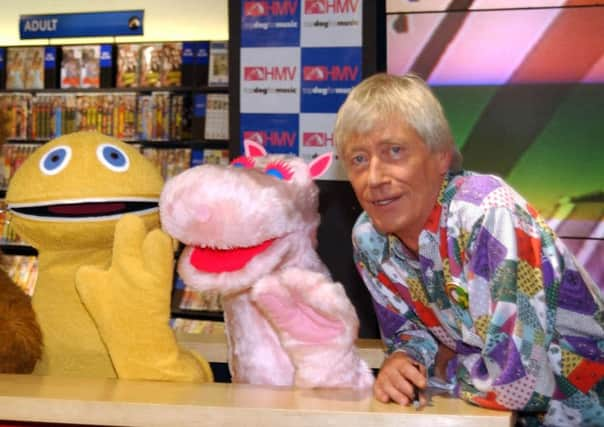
[230,156,255,169]
[264,161,294,181]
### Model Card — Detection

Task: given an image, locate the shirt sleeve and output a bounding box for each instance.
[352,234,438,371]
[452,204,603,411]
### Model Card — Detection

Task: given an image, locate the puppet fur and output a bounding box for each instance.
[0,270,42,373]
[5,131,212,381]
[0,109,42,374]
[160,140,374,389]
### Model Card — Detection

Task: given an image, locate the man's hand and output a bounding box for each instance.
[374,351,427,406]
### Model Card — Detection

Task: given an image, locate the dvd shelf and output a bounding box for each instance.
[0,40,231,323]
[0,88,228,143]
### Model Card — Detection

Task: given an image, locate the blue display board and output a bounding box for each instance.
[239,0,363,181]
[20,10,144,39]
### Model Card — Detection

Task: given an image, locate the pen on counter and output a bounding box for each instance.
[411,383,421,410]
[410,360,422,410]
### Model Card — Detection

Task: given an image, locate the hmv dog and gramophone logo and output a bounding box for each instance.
[300,47,362,113]
[301,0,362,46]
[241,113,299,154]
[242,0,301,46]
[240,46,300,113]
[304,0,360,15]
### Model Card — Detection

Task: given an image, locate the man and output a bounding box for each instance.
[334,73,604,426]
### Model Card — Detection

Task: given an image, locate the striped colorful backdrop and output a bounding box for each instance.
[387,0,604,288]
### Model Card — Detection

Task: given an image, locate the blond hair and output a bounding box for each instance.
[334,73,462,171]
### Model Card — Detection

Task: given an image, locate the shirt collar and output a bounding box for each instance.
[386,170,461,261]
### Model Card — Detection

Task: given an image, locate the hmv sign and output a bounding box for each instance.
[300,47,362,113]
[240,47,300,113]
[242,0,301,47]
[240,113,299,154]
[299,113,346,180]
[301,0,362,46]
[238,0,362,180]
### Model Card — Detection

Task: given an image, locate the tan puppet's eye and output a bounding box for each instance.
[96,143,130,172]
[39,145,72,175]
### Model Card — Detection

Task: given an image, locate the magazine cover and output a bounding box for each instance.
[117,44,141,88]
[137,95,153,140]
[61,95,78,135]
[80,46,101,88]
[140,44,162,87]
[98,95,114,136]
[161,42,183,87]
[6,48,26,89]
[208,41,228,86]
[24,47,44,89]
[47,94,65,139]
[31,94,55,140]
[202,148,229,165]
[204,93,229,140]
[151,91,171,140]
[170,95,183,140]
[0,94,31,140]
[113,93,137,140]
[60,47,82,88]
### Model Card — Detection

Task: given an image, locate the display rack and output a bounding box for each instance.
[0,40,231,323]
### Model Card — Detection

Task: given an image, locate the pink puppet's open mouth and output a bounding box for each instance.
[190,239,276,273]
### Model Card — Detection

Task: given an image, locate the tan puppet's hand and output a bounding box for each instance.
[75,214,213,382]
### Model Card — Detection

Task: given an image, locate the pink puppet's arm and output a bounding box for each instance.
[251,267,374,389]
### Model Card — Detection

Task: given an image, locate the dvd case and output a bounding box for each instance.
[80,46,101,88]
[208,41,228,86]
[139,44,162,87]
[6,48,26,89]
[24,47,44,89]
[43,47,59,89]
[204,93,229,140]
[161,42,182,87]
[60,47,82,88]
[117,44,141,88]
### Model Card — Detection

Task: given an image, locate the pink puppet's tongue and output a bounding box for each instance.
[190,239,276,273]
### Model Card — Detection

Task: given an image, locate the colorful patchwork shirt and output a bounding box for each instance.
[353,171,604,424]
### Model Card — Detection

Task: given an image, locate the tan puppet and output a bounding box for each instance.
[6,131,212,381]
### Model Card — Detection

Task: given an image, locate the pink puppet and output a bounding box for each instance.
[160,140,374,389]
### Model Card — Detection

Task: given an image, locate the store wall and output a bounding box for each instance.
[0,0,228,45]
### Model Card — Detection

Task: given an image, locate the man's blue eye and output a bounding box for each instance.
[352,155,366,164]
[39,145,72,175]
[97,143,130,172]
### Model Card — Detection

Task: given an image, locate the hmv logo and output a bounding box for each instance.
[244,131,297,147]
[303,65,359,81]
[303,132,333,147]
[304,0,360,14]
[244,0,299,17]
[244,66,297,81]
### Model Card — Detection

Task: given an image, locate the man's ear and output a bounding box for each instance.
[436,149,452,175]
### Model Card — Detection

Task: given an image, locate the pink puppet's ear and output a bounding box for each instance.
[308,152,333,179]
[244,139,267,158]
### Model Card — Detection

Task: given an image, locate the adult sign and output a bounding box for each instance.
[20,10,144,39]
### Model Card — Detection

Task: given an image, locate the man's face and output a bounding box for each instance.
[343,119,450,252]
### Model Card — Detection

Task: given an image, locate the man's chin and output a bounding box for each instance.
[369,218,399,236]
